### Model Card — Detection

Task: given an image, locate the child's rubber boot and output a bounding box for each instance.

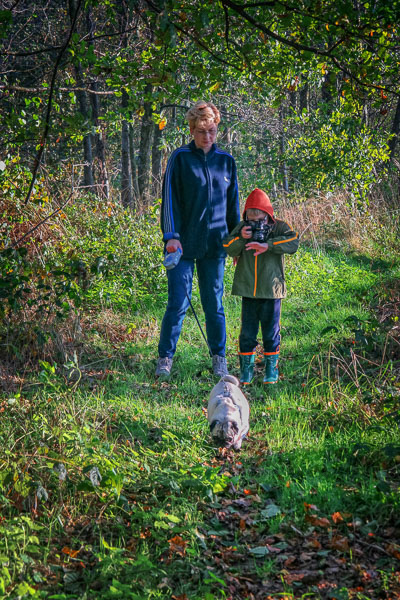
[239,353,255,385]
[263,353,279,384]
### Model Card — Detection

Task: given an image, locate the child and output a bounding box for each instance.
[223,189,299,384]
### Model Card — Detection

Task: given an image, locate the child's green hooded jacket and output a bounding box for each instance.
[223,189,299,299]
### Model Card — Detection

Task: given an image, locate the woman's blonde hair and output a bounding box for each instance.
[186,101,221,129]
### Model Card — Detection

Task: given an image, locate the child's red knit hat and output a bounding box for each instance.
[243,188,274,220]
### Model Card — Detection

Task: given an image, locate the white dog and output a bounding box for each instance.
[207,375,250,450]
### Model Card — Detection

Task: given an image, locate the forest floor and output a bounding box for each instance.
[1,238,400,599]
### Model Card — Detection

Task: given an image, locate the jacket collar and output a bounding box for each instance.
[189,139,216,158]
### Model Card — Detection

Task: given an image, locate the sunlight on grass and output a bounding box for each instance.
[1,236,400,599]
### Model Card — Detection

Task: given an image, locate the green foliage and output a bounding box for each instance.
[285,104,391,199]
[59,196,167,311]
[0,196,167,364]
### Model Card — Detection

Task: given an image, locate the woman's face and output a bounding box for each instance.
[191,121,217,154]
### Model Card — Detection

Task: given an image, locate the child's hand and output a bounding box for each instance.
[245,242,269,256]
[241,225,252,239]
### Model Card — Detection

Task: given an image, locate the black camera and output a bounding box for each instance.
[245,218,273,243]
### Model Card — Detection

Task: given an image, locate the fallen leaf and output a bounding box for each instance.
[305,514,331,528]
[330,535,349,552]
[284,556,296,568]
[62,546,80,558]
[168,535,188,556]
[249,546,270,556]
[299,551,313,561]
[283,572,305,584]
[386,543,400,560]
[332,511,344,524]
[261,504,281,518]
[304,537,322,550]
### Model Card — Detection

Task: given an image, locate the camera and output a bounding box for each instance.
[245,218,273,243]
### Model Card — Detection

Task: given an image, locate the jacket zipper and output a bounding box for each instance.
[204,154,211,253]
[253,255,258,296]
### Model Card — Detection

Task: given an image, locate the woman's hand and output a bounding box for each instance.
[245,241,269,256]
[166,239,182,253]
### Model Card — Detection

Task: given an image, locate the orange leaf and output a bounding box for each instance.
[62,546,80,558]
[332,511,344,524]
[243,489,252,495]
[284,556,296,568]
[305,514,331,528]
[305,537,322,550]
[386,544,400,560]
[159,118,167,130]
[239,518,246,531]
[284,572,305,584]
[168,535,188,556]
[139,528,151,539]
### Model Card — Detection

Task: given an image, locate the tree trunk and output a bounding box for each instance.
[279,104,289,193]
[121,89,133,208]
[299,81,308,112]
[389,97,400,161]
[129,122,139,208]
[137,83,154,207]
[68,0,94,191]
[152,122,162,199]
[79,88,94,190]
[87,7,109,198]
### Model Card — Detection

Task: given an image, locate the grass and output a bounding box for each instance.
[1,209,400,598]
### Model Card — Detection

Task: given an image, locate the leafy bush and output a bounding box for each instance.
[0,193,167,366]
[285,104,391,200]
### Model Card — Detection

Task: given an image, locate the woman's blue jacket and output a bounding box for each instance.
[161,140,240,259]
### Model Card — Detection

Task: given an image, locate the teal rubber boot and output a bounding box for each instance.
[263,353,279,384]
[239,354,255,385]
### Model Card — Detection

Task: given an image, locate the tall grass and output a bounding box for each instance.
[1,191,400,599]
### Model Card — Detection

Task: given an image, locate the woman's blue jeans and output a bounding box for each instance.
[158,257,226,358]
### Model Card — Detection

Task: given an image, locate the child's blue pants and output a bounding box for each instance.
[239,297,281,354]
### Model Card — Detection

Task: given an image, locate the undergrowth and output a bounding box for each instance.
[1,192,400,599]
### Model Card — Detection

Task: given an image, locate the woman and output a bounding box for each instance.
[156,100,240,377]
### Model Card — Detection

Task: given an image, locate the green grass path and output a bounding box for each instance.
[1,246,400,599]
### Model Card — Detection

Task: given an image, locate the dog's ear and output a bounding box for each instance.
[230,421,239,433]
[210,420,220,432]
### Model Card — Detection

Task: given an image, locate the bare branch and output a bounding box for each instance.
[0,84,116,95]
[10,192,74,249]
[24,0,84,205]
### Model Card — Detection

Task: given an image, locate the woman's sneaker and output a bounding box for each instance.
[212,355,229,377]
[155,357,173,377]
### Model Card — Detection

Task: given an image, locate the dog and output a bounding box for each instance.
[207,374,250,450]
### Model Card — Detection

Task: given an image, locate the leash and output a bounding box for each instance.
[164,249,213,357]
[186,292,213,358]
